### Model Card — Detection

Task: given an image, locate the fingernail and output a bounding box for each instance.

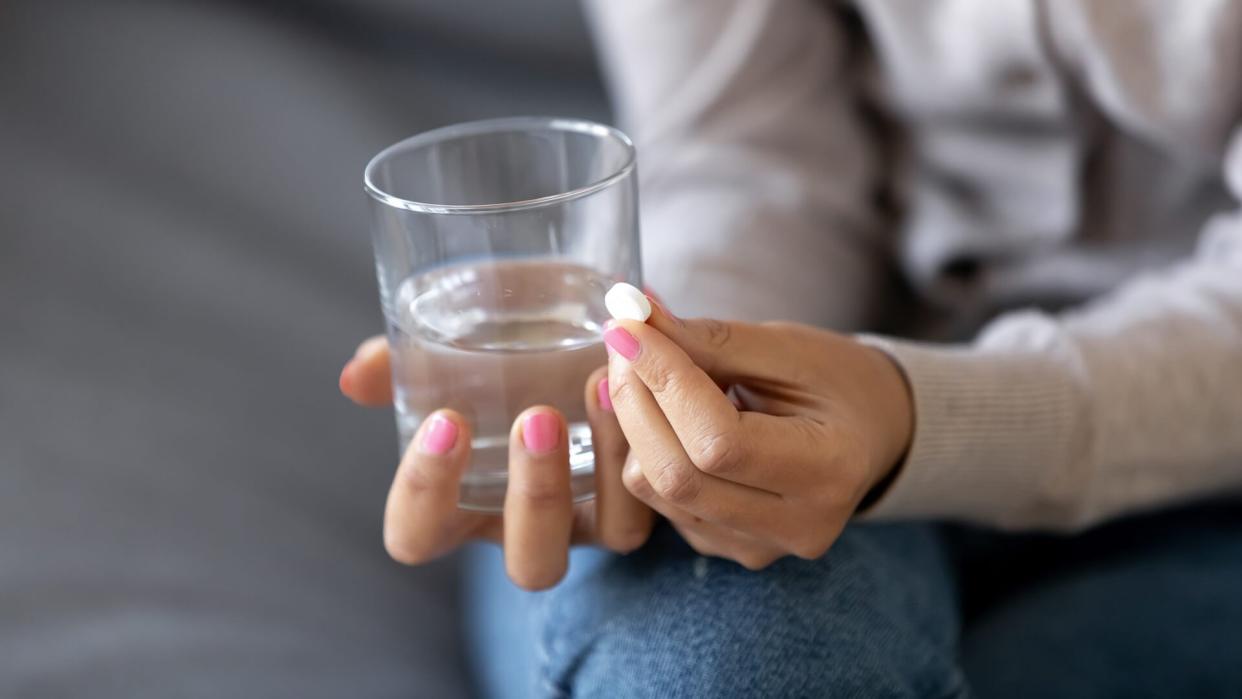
[522,412,560,454]
[338,360,356,394]
[603,326,640,361]
[597,379,612,411]
[602,321,617,357]
[421,414,458,455]
[649,297,683,326]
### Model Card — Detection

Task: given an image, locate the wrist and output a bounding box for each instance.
[861,344,915,496]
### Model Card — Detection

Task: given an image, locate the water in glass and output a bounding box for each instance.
[388,258,610,510]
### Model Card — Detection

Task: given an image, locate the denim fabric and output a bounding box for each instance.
[464,545,613,699]
[466,523,966,698]
[956,501,1242,699]
[466,502,1242,698]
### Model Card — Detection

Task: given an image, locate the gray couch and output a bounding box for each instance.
[0,1,607,695]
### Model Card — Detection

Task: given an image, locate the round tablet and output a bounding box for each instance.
[604,282,652,322]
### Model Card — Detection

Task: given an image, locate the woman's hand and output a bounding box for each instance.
[601,301,914,570]
[340,339,653,590]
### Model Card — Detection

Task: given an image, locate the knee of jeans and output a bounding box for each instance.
[536,526,967,698]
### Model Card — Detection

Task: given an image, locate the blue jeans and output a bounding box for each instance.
[464,501,1242,698]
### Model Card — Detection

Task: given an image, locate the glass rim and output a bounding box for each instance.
[363,116,636,215]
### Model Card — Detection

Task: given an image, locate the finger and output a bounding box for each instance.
[620,456,782,570]
[606,319,817,493]
[569,499,599,545]
[605,318,737,444]
[504,407,574,590]
[585,366,654,554]
[340,335,394,407]
[384,410,479,564]
[645,302,819,388]
[673,525,784,571]
[606,347,785,533]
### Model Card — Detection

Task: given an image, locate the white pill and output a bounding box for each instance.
[605,282,652,322]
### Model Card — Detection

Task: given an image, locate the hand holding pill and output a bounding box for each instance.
[598,294,915,570]
[341,285,914,574]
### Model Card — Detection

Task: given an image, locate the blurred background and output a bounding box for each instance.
[0,1,606,695]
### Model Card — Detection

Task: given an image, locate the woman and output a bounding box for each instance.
[341,1,1242,696]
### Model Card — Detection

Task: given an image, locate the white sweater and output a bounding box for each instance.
[585,0,1242,530]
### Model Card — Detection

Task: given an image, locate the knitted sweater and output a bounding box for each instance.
[586,0,1242,529]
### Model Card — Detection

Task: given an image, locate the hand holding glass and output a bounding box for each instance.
[364,117,641,511]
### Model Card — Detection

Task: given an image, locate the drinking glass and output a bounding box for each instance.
[364,117,641,512]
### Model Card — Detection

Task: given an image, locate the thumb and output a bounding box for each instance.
[340,335,394,407]
[644,298,794,386]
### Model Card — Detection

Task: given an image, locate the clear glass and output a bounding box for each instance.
[364,117,641,512]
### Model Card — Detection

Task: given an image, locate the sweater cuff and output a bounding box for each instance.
[853,335,1085,529]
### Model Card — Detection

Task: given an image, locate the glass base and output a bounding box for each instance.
[397,421,598,513]
[456,424,597,512]
[458,464,596,513]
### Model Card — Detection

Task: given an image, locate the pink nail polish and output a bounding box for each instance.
[603,327,640,361]
[597,379,612,411]
[522,412,560,454]
[421,414,458,455]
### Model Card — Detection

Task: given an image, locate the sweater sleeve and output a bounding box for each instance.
[583,0,887,329]
[860,128,1242,531]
